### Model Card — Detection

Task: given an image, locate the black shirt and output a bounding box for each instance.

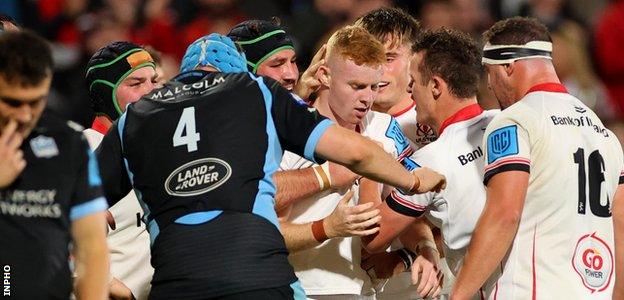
[0,111,106,299]
[96,71,332,297]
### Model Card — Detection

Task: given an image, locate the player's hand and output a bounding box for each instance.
[412,167,446,194]
[0,120,26,188]
[324,189,381,238]
[412,255,443,299]
[109,277,135,300]
[294,44,326,100]
[106,210,116,232]
[328,162,360,190]
[361,250,406,279]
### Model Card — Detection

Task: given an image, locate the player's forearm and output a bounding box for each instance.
[315,126,414,192]
[280,220,323,253]
[274,168,323,211]
[399,220,439,265]
[359,179,392,252]
[72,213,109,300]
[362,203,413,253]
[357,178,382,206]
[75,246,109,300]
[347,143,413,192]
[452,201,520,299]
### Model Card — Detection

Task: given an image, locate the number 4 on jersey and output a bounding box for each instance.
[173,107,201,152]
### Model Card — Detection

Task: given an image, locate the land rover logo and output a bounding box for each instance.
[164,158,232,196]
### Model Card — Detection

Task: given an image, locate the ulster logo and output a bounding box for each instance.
[572,232,613,293]
[164,158,232,197]
[487,125,519,164]
[414,123,437,147]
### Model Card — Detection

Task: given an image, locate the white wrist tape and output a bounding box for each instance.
[313,163,331,190]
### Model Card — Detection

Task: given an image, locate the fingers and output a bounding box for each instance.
[7,130,23,152]
[419,266,439,298]
[347,200,375,212]
[305,58,325,75]
[431,271,444,298]
[0,119,18,145]
[348,207,379,223]
[310,44,327,65]
[350,226,379,237]
[353,214,381,230]
[411,260,422,285]
[106,210,116,231]
[13,150,26,172]
[338,189,355,205]
[413,259,440,298]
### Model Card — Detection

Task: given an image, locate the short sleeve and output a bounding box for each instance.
[385,189,427,218]
[279,151,305,171]
[69,136,108,221]
[482,114,532,185]
[384,117,418,171]
[95,120,133,207]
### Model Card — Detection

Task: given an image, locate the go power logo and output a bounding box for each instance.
[572,232,613,293]
[165,158,232,197]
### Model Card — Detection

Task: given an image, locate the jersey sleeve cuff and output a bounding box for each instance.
[484,158,530,186]
[304,119,333,164]
[70,196,108,221]
[385,190,425,218]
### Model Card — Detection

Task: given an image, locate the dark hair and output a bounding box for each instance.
[483,17,551,46]
[0,30,52,86]
[412,28,481,98]
[354,7,420,48]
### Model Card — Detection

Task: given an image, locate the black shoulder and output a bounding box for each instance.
[33,111,85,139]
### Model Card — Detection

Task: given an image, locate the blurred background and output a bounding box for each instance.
[1,0,623,143]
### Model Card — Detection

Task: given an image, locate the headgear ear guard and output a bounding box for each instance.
[85,41,156,120]
[227,20,295,73]
[180,33,247,73]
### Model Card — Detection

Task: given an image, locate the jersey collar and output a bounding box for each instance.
[91,118,109,135]
[438,103,484,136]
[391,101,415,118]
[525,82,568,95]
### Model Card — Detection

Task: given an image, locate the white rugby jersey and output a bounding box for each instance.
[481,83,624,299]
[387,104,500,298]
[379,101,438,300]
[84,127,153,300]
[392,101,437,150]
[283,111,414,296]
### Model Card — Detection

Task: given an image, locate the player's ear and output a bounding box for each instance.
[431,75,444,100]
[317,65,331,88]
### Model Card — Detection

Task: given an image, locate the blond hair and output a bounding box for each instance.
[326,25,385,68]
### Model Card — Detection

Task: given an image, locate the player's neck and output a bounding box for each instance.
[515,62,561,101]
[433,97,479,134]
[314,92,357,131]
[373,96,413,117]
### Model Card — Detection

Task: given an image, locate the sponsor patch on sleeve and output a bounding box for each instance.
[385,118,411,156]
[487,125,519,164]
